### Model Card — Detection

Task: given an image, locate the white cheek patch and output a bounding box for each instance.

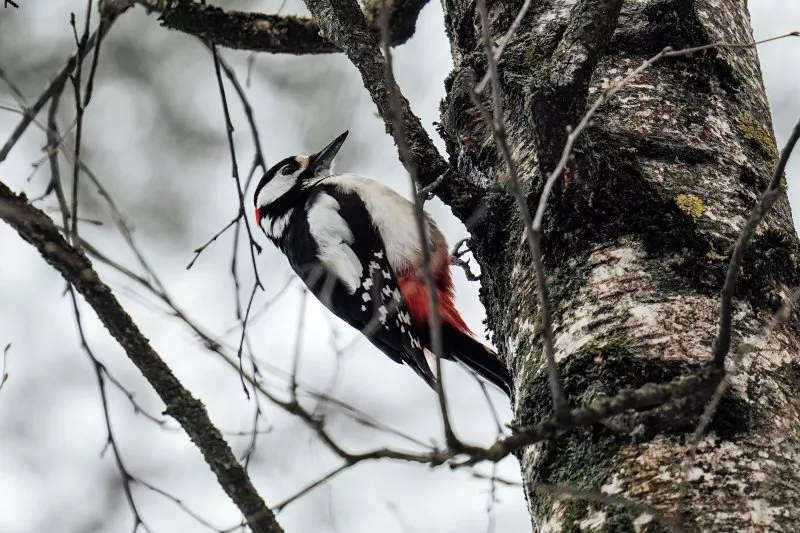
[307,194,363,293]
[256,173,296,207]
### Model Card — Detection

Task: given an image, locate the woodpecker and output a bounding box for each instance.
[253,131,512,397]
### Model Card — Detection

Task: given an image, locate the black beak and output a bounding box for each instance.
[308,131,348,174]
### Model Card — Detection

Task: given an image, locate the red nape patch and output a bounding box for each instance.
[254,206,261,226]
[397,276,471,334]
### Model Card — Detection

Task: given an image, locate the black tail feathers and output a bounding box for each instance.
[441,324,513,398]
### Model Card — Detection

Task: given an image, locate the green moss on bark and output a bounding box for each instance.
[738,113,779,161]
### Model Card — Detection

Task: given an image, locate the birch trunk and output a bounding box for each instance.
[438,0,800,530]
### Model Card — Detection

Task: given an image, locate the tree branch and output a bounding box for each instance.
[0,182,283,533]
[133,0,430,55]
[302,0,481,219]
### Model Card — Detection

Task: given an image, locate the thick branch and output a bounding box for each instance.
[0,182,283,533]
[134,0,429,55]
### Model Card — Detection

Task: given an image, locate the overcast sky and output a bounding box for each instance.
[0,1,798,532]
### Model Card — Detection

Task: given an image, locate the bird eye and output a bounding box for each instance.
[281,164,294,175]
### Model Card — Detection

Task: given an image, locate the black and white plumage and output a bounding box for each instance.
[254,131,513,396]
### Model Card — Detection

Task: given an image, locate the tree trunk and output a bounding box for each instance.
[438,0,800,530]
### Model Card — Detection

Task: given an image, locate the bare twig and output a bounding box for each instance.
[206,46,268,177]
[274,463,351,513]
[0,344,10,393]
[234,283,259,399]
[0,2,130,164]
[290,289,308,398]
[418,169,447,201]
[136,478,229,533]
[68,4,94,245]
[379,1,456,447]
[0,68,29,106]
[187,47,267,273]
[210,44,264,285]
[473,0,568,421]
[711,118,800,367]
[67,286,150,533]
[186,215,239,269]
[44,84,71,233]
[209,44,269,403]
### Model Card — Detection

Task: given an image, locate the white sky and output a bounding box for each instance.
[0,1,798,532]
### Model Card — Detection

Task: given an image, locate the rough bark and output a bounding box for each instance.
[438,0,800,531]
[133,0,431,54]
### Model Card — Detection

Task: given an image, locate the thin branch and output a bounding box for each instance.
[274,463,351,512]
[208,44,267,403]
[711,118,800,367]
[135,478,229,533]
[210,44,263,286]
[187,46,267,270]
[0,67,29,105]
[68,5,93,245]
[0,1,131,164]
[0,344,10,394]
[186,215,239,269]
[44,84,71,233]
[103,368,168,426]
[457,368,720,466]
[473,0,567,420]
[68,287,150,533]
[379,1,456,447]
[290,289,308,398]
[203,44,267,177]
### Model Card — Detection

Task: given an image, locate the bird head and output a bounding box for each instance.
[254,130,348,227]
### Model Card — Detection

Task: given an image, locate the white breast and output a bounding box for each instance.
[306,193,363,293]
[327,174,443,273]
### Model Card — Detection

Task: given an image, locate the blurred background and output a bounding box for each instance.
[0,1,797,532]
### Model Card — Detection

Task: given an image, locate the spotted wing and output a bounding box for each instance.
[283,186,436,388]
